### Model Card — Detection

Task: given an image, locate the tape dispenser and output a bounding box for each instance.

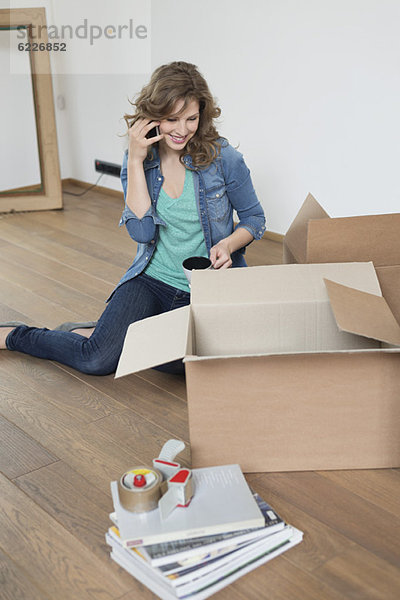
[117,439,194,520]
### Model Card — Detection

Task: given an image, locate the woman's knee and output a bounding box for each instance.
[78,349,118,376]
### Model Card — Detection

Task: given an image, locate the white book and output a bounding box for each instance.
[142,491,286,567]
[111,464,264,548]
[110,527,303,600]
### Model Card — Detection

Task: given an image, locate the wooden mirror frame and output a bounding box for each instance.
[0,7,62,212]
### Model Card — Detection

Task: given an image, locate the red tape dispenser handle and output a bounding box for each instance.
[158,468,194,520]
[152,439,185,480]
[152,458,180,480]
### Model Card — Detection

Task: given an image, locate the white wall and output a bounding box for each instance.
[148,0,400,232]
[7,0,400,233]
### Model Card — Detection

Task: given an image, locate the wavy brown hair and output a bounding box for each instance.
[124,61,224,168]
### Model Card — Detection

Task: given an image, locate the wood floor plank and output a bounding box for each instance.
[0,256,104,316]
[246,237,284,266]
[23,209,134,255]
[0,354,126,425]
[315,546,400,600]
[5,213,131,269]
[250,471,400,568]
[0,241,113,300]
[231,553,344,600]
[0,548,53,600]
[0,220,122,283]
[0,300,32,325]
[0,276,85,327]
[115,582,249,600]
[0,415,59,479]
[0,473,133,600]
[62,192,125,222]
[87,408,191,466]
[136,369,187,401]
[314,544,400,599]
[112,581,163,600]
[318,469,400,519]
[246,474,356,573]
[14,461,115,561]
[58,366,189,438]
[62,191,123,216]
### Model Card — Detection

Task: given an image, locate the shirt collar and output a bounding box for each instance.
[143,145,197,171]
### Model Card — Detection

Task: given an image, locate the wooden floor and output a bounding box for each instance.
[1,184,399,600]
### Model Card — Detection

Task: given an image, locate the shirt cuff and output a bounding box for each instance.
[119,203,166,227]
[235,220,266,241]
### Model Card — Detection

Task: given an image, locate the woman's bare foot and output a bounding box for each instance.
[0,327,14,349]
[71,327,95,338]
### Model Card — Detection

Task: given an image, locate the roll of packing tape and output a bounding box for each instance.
[118,466,163,513]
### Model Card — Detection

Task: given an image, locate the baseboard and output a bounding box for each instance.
[62,178,124,200]
[263,230,284,242]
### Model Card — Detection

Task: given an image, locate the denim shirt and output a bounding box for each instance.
[112,139,266,298]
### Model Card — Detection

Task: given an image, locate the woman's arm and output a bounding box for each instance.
[210,227,254,269]
[209,143,266,269]
[125,118,162,217]
[119,119,165,243]
[125,158,152,219]
[220,143,266,241]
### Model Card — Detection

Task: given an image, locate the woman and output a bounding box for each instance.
[0,61,266,375]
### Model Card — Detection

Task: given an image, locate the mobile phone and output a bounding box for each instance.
[145,124,160,139]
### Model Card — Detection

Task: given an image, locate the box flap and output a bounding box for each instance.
[283,193,330,263]
[191,262,381,306]
[307,214,400,267]
[115,305,191,378]
[324,279,400,346]
[376,265,400,324]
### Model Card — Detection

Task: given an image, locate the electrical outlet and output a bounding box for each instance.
[57,94,66,110]
[95,159,121,177]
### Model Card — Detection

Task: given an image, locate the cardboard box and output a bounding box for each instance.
[284,194,400,323]
[116,261,400,473]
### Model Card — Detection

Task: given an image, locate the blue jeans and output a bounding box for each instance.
[6,273,190,376]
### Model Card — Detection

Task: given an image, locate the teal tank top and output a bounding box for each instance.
[145,169,208,292]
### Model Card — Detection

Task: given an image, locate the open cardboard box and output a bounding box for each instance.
[284,193,400,323]
[116,261,400,473]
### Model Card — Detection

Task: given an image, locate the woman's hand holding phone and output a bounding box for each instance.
[128,118,163,163]
[125,118,162,218]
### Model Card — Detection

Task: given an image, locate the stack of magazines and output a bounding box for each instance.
[107,465,302,599]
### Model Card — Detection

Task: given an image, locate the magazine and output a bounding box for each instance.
[107,525,294,589]
[109,528,303,600]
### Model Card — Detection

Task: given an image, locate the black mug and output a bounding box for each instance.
[182,256,212,284]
